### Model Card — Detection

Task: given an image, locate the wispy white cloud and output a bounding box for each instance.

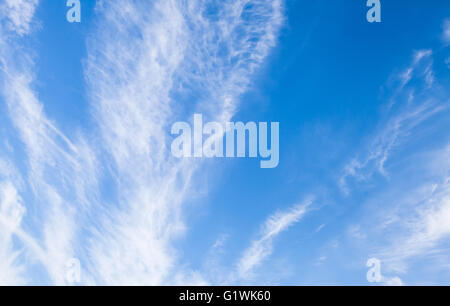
[2,67,100,284]
[0,0,284,285]
[0,0,100,285]
[339,48,447,195]
[82,0,284,285]
[344,122,450,283]
[234,200,312,281]
[336,21,450,283]
[0,0,39,36]
[381,276,403,286]
[340,44,449,283]
[413,49,432,65]
[340,102,444,192]
[376,163,450,274]
[315,224,325,233]
[0,181,26,285]
[0,0,288,285]
[0,0,38,285]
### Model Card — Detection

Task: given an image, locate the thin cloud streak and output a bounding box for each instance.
[338,28,450,280]
[1,0,99,285]
[234,200,312,281]
[376,151,450,274]
[339,48,448,195]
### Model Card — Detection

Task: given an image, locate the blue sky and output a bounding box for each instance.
[0,0,449,285]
